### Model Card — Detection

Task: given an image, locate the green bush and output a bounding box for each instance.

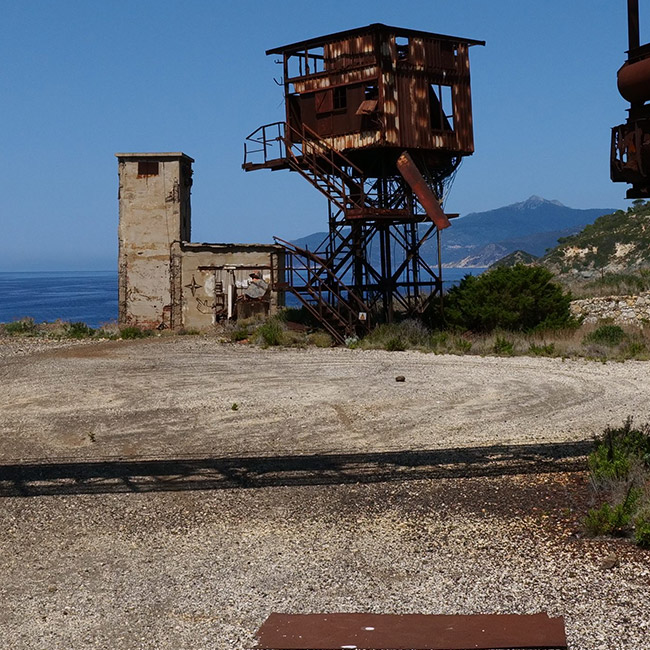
[634,512,650,548]
[230,325,251,342]
[583,324,626,347]
[493,336,514,355]
[585,489,640,536]
[66,322,95,339]
[622,340,647,358]
[255,318,285,347]
[119,326,151,339]
[440,265,575,332]
[453,337,472,354]
[588,418,650,482]
[528,342,555,356]
[385,337,406,352]
[4,318,37,335]
[585,418,650,545]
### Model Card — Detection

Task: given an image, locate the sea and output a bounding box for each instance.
[0,268,486,327]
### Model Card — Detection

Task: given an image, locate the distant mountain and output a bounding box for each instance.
[439,196,615,267]
[540,201,650,276]
[291,196,616,269]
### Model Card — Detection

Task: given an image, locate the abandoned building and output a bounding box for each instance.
[116,152,284,331]
[118,23,483,340]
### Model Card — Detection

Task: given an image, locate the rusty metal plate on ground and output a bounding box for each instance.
[254,612,567,649]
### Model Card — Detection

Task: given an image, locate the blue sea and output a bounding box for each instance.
[0,268,485,327]
[0,271,118,329]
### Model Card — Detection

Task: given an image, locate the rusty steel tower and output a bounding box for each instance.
[612,0,650,197]
[244,23,484,342]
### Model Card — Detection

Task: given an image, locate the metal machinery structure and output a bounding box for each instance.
[243,24,484,343]
[612,0,650,197]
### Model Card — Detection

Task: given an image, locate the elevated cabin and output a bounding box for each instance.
[269,23,484,175]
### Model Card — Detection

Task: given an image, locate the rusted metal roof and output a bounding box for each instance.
[266,23,485,56]
[254,613,568,650]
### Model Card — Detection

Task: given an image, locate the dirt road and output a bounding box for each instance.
[1,338,649,649]
[1,337,649,462]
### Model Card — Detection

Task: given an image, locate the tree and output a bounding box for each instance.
[442,264,574,332]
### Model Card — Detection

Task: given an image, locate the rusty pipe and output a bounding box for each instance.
[628,0,640,52]
[396,152,450,230]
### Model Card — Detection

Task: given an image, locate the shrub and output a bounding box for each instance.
[583,324,626,347]
[441,265,575,332]
[453,337,472,354]
[584,489,640,536]
[66,322,95,339]
[255,318,285,347]
[528,342,555,356]
[634,512,650,548]
[230,324,251,342]
[493,336,514,355]
[4,318,37,335]
[360,321,428,351]
[622,340,647,358]
[588,418,650,483]
[119,326,151,339]
[308,331,333,348]
[585,418,650,545]
[385,337,406,352]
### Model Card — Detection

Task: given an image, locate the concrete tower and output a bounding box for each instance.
[116,152,194,329]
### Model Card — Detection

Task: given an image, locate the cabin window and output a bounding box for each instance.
[333,86,347,110]
[429,84,454,131]
[396,36,409,61]
[137,161,159,176]
[364,83,378,100]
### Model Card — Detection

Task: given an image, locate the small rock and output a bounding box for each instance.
[395,375,406,382]
[600,553,619,570]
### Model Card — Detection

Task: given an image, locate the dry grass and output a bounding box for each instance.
[356,319,650,361]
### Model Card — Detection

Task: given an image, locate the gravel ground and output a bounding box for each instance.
[1,337,649,649]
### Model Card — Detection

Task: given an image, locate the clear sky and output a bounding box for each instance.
[0,0,642,270]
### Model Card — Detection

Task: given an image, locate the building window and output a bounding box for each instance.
[138,161,159,176]
[364,83,378,100]
[429,84,454,131]
[396,36,409,61]
[333,86,347,110]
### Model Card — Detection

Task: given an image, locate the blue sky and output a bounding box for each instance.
[0,0,640,270]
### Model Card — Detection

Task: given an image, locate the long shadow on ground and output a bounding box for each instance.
[0,441,592,498]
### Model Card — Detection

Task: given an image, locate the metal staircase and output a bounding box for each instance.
[244,121,369,213]
[273,238,370,345]
[244,122,381,341]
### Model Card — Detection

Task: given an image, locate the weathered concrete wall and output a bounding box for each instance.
[117,152,193,329]
[117,152,283,331]
[570,292,650,325]
[176,243,284,330]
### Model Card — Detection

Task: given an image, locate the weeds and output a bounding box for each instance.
[528,342,555,356]
[634,511,650,548]
[119,326,152,340]
[66,322,95,339]
[583,324,626,347]
[493,336,514,355]
[584,418,650,546]
[255,317,285,347]
[3,318,37,335]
